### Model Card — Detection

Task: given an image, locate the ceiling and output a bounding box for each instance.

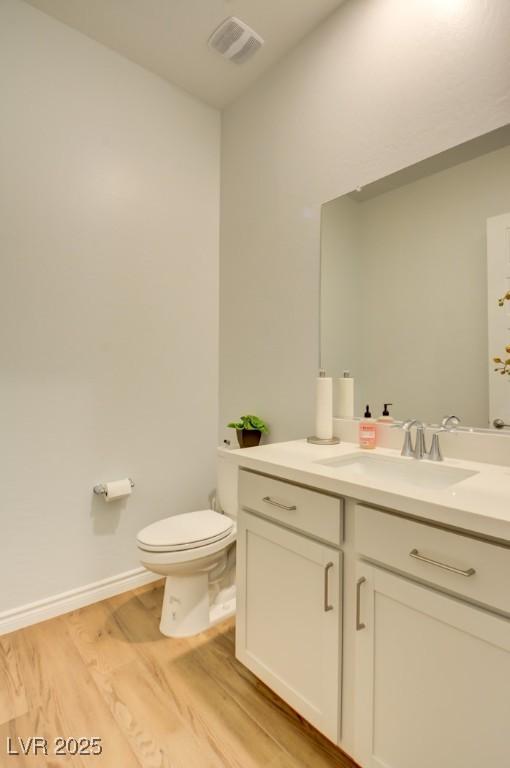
[23,0,344,108]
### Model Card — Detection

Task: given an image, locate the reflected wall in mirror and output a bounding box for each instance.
[320,125,510,429]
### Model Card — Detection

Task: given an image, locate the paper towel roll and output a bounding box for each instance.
[315,372,333,439]
[104,478,132,503]
[334,373,354,419]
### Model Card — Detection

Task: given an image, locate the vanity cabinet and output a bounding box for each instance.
[354,537,510,768]
[236,471,343,742]
[235,461,510,767]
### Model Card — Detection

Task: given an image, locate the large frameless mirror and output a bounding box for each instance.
[320,124,510,429]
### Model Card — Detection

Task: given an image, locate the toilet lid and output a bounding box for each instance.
[136,509,234,552]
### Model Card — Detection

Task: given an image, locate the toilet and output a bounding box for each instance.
[136,455,238,638]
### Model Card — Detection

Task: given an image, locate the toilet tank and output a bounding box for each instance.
[217,453,238,519]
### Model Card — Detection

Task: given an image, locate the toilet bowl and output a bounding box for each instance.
[136,454,238,638]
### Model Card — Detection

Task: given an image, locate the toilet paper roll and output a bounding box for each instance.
[315,375,333,440]
[104,478,132,502]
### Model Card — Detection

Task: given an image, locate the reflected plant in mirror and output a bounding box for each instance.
[320,124,510,430]
[492,293,510,378]
[497,291,510,308]
[492,291,510,377]
[492,351,510,377]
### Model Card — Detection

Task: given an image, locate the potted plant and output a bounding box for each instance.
[227,414,269,448]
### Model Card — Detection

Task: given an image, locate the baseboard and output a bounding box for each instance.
[0,567,161,636]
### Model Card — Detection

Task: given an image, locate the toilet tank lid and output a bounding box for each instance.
[137,509,234,549]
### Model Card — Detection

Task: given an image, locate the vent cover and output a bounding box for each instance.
[208,17,264,65]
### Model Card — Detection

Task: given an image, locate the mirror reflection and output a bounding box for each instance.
[320,126,510,429]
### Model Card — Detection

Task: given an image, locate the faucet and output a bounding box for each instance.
[394,415,461,462]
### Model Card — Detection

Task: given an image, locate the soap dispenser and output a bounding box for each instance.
[378,403,394,423]
[359,404,377,449]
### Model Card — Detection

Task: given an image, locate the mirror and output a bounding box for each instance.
[320,124,510,429]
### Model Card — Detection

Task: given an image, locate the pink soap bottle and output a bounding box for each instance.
[359,404,377,449]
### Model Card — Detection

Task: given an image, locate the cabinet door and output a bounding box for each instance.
[236,511,342,742]
[354,563,510,768]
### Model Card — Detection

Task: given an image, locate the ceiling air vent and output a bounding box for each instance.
[208,17,264,65]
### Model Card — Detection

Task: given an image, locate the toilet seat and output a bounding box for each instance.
[138,525,236,570]
[137,509,234,553]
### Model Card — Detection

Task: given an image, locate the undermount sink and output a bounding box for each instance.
[315,452,478,491]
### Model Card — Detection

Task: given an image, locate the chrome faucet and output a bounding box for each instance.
[394,415,461,462]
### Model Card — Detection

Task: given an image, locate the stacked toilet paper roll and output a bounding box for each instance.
[334,371,354,419]
[315,370,333,440]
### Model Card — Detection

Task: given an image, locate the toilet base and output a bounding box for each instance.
[210,585,236,628]
[160,575,236,638]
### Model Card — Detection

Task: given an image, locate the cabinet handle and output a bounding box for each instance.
[262,496,297,511]
[356,577,366,631]
[409,548,476,577]
[324,562,334,612]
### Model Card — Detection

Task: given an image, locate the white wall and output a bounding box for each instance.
[220,0,510,443]
[321,145,510,426]
[0,0,220,612]
[320,196,361,398]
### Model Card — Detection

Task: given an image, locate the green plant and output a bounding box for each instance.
[227,414,269,433]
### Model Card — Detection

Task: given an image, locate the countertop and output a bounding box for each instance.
[219,440,510,543]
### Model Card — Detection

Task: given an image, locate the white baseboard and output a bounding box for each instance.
[0,567,161,636]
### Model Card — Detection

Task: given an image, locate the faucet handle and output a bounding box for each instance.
[427,423,456,462]
[395,419,418,456]
[428,432,443,462]
[426,417,459,463]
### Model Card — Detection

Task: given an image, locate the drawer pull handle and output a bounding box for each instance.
[262,496,297,511]
[409,548,476,577]
[324,562,334,612]
[356,577,366,630]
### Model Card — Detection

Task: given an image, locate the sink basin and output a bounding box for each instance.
[315,452,478,491]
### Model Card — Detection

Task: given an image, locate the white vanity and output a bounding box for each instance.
[221,439,510,768]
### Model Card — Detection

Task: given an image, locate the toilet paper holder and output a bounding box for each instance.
[93,478,135,496]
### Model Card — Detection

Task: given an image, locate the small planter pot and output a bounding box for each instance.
[236,429,262,449]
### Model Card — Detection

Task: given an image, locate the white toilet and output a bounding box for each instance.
[136,455,238,638]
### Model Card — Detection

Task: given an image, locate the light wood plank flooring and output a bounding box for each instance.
[0,581,358,768]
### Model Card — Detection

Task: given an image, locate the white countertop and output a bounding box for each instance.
[219,439,510,543]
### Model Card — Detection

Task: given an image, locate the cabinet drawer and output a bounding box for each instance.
[239,470,343,545]
[355,504,510,615]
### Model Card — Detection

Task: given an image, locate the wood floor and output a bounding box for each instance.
[0,581,358,768]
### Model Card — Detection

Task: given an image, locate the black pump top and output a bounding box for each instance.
[364,404,372,418]
[382,403,393,416]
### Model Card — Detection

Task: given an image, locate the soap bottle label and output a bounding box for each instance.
[359,422,377,448]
